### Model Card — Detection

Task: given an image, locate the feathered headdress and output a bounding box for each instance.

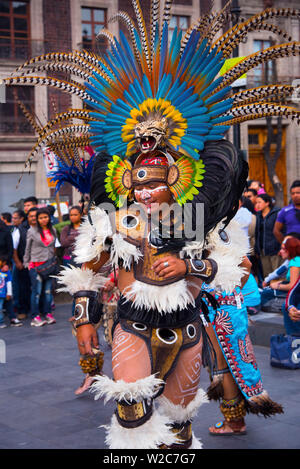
[3,1,300,229]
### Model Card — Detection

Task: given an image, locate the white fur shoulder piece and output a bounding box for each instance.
[205,220,249,293]
[181,240,204,259]
[110,233,142,269]
[73,207,112,264]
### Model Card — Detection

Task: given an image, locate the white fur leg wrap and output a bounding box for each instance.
[102,410,178,449]
[157,388,208,424]
[55,266,106,295]
[90,374,164,404]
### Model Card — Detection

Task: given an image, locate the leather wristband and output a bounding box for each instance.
[73,290,100,328]
[184,258,218,282]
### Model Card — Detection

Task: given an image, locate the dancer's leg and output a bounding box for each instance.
[206,324,246,435]
[158,338,205,448]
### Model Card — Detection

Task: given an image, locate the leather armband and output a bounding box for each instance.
[73,290,101,328]
[184,258,218,282]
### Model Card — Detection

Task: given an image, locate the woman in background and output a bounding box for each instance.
[60,206,82,268]
[24,208,59,327]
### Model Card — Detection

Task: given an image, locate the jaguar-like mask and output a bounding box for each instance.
[135,118,168,153]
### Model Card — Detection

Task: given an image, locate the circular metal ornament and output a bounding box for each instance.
[121,214,139,229]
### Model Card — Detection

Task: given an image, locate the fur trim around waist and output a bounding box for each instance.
[122,279,195,314]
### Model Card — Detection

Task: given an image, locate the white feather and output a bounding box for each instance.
[110,233,142,269]
[205,220,249,293]
[90,374,164,403]
[55,266,106,295]
[180,241,204,259]
[73,207,112,264]
[123,279,195,313]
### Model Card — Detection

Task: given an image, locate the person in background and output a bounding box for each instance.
[47,205,59,225]
[255,193,281,279]
[248,180,266,195]
[23,208,59,327]
[11,210,25,318]
[59,206,82,268]
[22,196,38,230]
[242,273,261,316]
[0,219,13,263]
[1,213,13,229]
[13,207,38,320]
[260,237,300,309]
[233,197,253,254]
[273,180,300,243]
[0,254,22,327]
[23,196,38,215]
[284,276,300,336]
[244,188,258,210]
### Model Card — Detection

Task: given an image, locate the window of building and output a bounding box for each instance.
[0,0,30,60]
[253,40,274,86]
[0,86,35,134]
[81,7,107,54]
[168,15,190,42]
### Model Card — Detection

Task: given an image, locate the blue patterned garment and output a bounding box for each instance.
[202,284,264,403]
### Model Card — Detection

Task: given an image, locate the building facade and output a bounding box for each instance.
[0,0,299,213]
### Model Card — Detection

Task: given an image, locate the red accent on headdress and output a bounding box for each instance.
[139,155,168,166]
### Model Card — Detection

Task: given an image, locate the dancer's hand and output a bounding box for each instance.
[76,324,99,356]
[152,256,187,279]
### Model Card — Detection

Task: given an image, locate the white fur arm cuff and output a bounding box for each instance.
[55,266,106,296]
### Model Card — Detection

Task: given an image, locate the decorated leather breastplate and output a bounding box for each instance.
[114,206,185,286]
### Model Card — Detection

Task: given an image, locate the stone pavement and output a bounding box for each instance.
[0,301,299,450]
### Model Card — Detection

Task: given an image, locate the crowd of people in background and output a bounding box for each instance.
[0,181,299,336]
[0,196,83,328]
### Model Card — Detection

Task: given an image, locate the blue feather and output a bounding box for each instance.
[199,76,224,99]
[176,30,200,79]
[49,153,96,195]
[104,50,120,80]
[113,38,134,79]
[159,21,169,82]
[105,50,122,79]
[202,86,231,105]
[171,30,182,64]
[176,93,199,110]
[164,77,180,101]
[209,125,230,134]
[204,135,223,141]
[142,75,153,99]
[210,115,233,124]
[133,78,146,102]
[185,115,210,124]
[172,86,195,107]
[84,100,108,114]
[156,74,172,100]
[123,89,138,108]
[119,30,140,77]
[128,83,143,105]
[109,104,129,118]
